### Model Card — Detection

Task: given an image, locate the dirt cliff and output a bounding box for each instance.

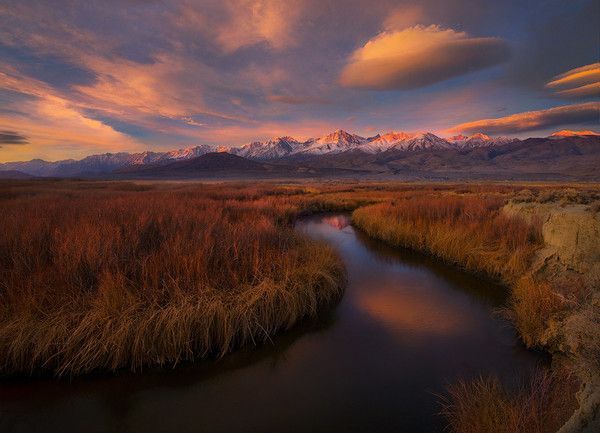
[504,202,600,433]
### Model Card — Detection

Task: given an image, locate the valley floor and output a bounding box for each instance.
[0,179,598,433]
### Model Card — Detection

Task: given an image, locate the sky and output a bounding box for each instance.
[0,0,598,162]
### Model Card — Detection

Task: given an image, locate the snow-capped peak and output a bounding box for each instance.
[231,136,308,159]
[398,132,454,151]
[369,131,414,145]
[470,133,491,141]
[221,129,521,160]
[449,133,517,148]
[359,131,415,152]
[299,130,367,155]
[315,129,365,145]
[449,134,469,142]
[550,129,600,138]
[163,145,216,160]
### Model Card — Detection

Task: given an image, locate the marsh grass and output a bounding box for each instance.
[348,188,589,432]
[352,195,542,282]
[509,276,565,347]
[441,371,577,433]
[1,180,595,381]
[0,183,345,376]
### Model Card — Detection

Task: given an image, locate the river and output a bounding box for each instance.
[0,213,544,433]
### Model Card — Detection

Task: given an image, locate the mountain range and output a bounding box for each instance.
[1,129,598,180]
[229,130,519,159]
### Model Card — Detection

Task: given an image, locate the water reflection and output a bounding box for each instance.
[358,288,474,337]
[321,214,351,230]
[0,214,543,433]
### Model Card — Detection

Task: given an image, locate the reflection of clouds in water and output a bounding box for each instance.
[357,288,472,337]
[321,215,351,230]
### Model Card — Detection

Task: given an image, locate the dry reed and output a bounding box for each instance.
[0,183,345,376]
[441,371,577,433]
[352,195,542,282]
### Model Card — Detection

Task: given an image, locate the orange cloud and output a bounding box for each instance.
[0,31,253,135]
[450,102,599,134]
[0,4,257,126]
[0,67,144,161]
[340,25,509,90]
[72,54,208,119]
[212,0,305,53]
[546,63,600,98]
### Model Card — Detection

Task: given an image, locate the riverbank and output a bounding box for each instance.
[351,186,600,433]
[504,201,600,433]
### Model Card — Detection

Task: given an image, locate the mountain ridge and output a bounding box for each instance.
[1,129,598,179]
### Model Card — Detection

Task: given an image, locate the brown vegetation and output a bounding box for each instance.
[510,276,565,347]
[346,183,600,432]
[440,371,577,433]
[0,181,346,376]
[1,179,596,430]
[352,195,542,282]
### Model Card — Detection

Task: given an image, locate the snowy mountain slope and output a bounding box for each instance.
[8,128,585,176]
[0,145,218,176]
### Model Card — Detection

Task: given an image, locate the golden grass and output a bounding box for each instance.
[441,371,577,433]
[347,186,591,431]
[352,195,542,282]
[509,276,565,347]
[350,193,578,350]
[1,179,595,380]
[0,183,345,376]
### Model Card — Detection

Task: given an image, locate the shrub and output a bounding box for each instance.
[510,276,564,347]
[441,371,577,433]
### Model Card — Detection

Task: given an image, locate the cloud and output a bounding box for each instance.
[0,130,28,145]
[451,102,599,134]
[0,0,597,161]
[0,67,144,160]
[181,117,205,127]
[339,24,510,90]
[267,94,329,105]
[382,5,423,31]
[546,63,600,98]
[212,0,305,53]
[72,53,208,119]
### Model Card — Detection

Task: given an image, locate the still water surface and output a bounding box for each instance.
[0,214,544,433]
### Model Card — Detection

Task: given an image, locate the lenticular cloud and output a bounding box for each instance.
[340,25,510,90]
[451,102,600,134]
[546,63,600,98]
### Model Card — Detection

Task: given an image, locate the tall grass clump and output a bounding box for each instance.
[441,371,577,433]
[352,195,542,282]
[0,185,345,376]
[509,276,565,347]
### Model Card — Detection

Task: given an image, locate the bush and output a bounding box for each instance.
[441,371,577,433]
[510,276,564,347]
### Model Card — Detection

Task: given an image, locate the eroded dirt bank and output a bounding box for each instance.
[504,202,600,433]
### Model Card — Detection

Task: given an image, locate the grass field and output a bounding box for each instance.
[352,195,542,282]
[1,179,597,431]
[0,181,348,376]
